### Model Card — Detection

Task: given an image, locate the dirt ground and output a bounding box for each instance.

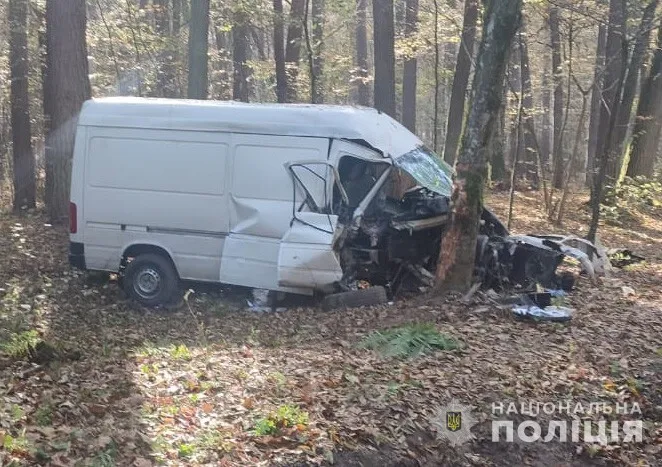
[0,190,661,466]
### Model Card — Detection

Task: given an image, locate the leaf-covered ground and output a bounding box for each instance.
[1,191,661,466]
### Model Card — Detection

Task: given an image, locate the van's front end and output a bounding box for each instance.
[68,124,87,271]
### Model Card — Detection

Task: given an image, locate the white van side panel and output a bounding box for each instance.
[82,127,229,281]
[219,134,329,293]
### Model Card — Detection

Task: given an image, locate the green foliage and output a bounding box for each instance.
[601,176,662,225]
[177,442,195,458]
[34,404,54,426]
[253,404,309,436]
[91,440,118,467]
[0,330,40,358]
[170,344,192,360]
[360,323,458,358]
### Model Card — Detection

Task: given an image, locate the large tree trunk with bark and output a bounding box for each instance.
[612,0,658,163]
[45,0,91,223]
[355,0,370,106]
[9,0,35,211]
[273,0,287,103]
[588,0,628,240]
[436,0,521,292]
[285,0,306,102]
[232,10,251,102]
[372,0,396,117]
[188,0,210,99]
[443,0,478,164]
[586,19,607,186]
[628,18,662,177]
[401,0,419,132]
[550,6,564,189]
[598,0,627,185]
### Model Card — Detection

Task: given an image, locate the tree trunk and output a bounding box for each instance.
[10,0,35,211]
[519,24,539,186]
[372,0,396,118]
[436,0,522,292]
[628,18,662,177]
[550,6,564,189]
[311,0,325,104]
[401,0,419,132]
[541,56,551,167]
[586,20,607,186]
[588,0,628,241]
[188,0,210,99]
[443,0,478,164]
[355,0,370,106]
[154,0,177,97]
[39,6,53,206]
[285,0,306,102]
[598,0,627,185]
[232,11,251,102]
[612,0,658,165]
[273,0,287,103]
[45,0,91,223]
[491,82,507,182]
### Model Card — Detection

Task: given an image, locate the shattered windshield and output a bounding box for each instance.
[393,146,454,197]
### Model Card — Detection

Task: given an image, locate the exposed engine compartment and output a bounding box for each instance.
[332,156,586,296]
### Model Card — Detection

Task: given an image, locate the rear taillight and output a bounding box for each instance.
[69,202,77,234]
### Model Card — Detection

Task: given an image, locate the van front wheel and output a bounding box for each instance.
[123,253,179,307]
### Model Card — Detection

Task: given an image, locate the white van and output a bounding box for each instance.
[69,97,455,306]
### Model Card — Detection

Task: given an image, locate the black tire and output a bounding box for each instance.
[123,253,179,307]
[321,286,388,312]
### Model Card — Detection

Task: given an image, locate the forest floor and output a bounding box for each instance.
[0,189,661,467]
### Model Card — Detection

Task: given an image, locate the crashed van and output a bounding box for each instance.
[69,97,593,307]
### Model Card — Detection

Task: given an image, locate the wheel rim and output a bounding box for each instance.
[134,267,161,299]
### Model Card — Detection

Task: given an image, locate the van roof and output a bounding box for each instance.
[78,97,423,158]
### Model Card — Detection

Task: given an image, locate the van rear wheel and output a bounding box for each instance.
[123,253,179,307]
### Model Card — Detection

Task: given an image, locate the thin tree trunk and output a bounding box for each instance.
[233,11,251,102]
[541,56,551,167]
[273,0,287,103]
[587,19,607,186]
[557,89,589,225]
[508,58,524,230]
[433,0,440,151]
[612,0,658,165]
[188,0,210,99]
[443,0,478,164]
[550,6,564,189]
[519,23,539,186]
[628,17,662,177]
[311,0,324,104]
[9,0,35,210]
[45,0,91,223]
[491,87,507,182]
[355,0,370,106]
[598,0,627,185]
[436,0,522,292]
[401,0,419,132]
[373,0,396,118]
[154,0,176,97]
[285,0,306,102]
